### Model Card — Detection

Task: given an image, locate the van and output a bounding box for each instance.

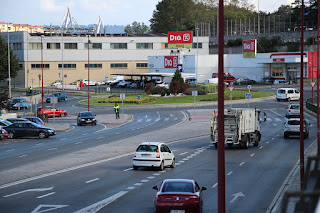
[276,88,300,101]
[204,78,218,84]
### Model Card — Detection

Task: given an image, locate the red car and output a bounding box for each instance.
[37,106,67,117]
[213,72,236,83]
[153,179,207,213]
[0,127,8,139]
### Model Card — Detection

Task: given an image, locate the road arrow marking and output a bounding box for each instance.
[31,204,68,213]
[3,187,53,198]
[230,192,245,203]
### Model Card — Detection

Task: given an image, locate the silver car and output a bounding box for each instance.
[285,103,300,118]
[284,119,310,139]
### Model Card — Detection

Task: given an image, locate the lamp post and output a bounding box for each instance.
[27,24,29,89]
[317,0,320,154]
[41,35,44,121]
[61,30,64,90]
[7,23,12,99]
[87,35,90,112]
[196,28,199,84]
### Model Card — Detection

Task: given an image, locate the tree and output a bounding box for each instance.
[0,35,19,81]
[170,69,187,95]
[124,21,150,34]
[171,69,184,84]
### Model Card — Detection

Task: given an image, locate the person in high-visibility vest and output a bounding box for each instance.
[29,86,33,95]
[114,103,120,119]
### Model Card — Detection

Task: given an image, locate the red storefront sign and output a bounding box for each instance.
[168,31,193,48]
[273,58,285,63]
[243,40,256,58]
[164,56,178,68]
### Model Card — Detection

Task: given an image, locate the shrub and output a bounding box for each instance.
[145,83,155,95]
[150,86,164,95]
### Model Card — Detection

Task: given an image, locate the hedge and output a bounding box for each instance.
[98,96,156,104]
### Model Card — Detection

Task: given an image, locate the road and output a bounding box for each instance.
[0,85,317,213]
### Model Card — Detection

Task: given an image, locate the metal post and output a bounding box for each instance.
[27,25,29,89]
[196,28,199,84]
[300,0,305,190]
[258,0,260,35]
[87,35,90,112]
[61,30,64,90]
[218,0,225,212]
[7,23,12,99]
[41,35,44,121]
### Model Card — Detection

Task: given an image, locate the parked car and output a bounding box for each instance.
[285,103,300,118]
[8,98,31,110]
[77,111,97,126]
[117,79,135,88]
[0,120,12,127]
[70,80,82,85]
[133,142,175,170]
[212,72,236,83]
[233,77,256,85]
[3,121,56,139]
[46,92,67,103]
[274,79,289,85]
[153,179,207,213]
[277,88,300,102]
[6,118,28,123]
[284,118,310,139]
[37,106,67,117]
[82,79,97,86]
[24,117,45,126]
[0,127,8,139]
[97,81,107,85]
[51,80,63,86]
[263,77,274,85]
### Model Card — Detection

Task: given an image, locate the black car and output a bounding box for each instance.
[4,121,55,139]
[24,117,45,126]
[233,77,256,85]
[0,120,12,127]
[46,92,67,103]
[77,111,97,126]
[6,118,28,123]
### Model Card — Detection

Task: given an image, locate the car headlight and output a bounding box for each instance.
[48,130,54,133]
[81,119,85,121]
[92,119,96,121]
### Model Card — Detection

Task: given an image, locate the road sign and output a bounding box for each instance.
[311,81,316,87]
[105,76,108,80]
[247,85,252,90]
[64,74,67,78]
[192,90,198,96]
[245,93,252,99]
[106,87,110,92]
[137,95,141,100]
[228,86,235,93]
[120,94,125,100]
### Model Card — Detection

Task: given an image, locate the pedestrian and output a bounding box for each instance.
[114,103,120,119]
[29,86,33,95]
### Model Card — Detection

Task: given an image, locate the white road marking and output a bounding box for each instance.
[82,133,88,135]
[239,162,245,166]
[134,183,143,186]
[275,118,282,122]
[153,173,160,176]
[250,153,255,157]
[19,155,28,158]
[35,143,43,146]
[227,171,233,176]
[183,158,189,161]
[86,178,99,184]
[37,192,55,199]
[271,138,275,140]
[124,168,133,172]
[75,142,82,144]
[179,152,188,156]
[95,124,108,133]
[47,148,58,151]
[212,183,218,188]
[4,187,53,198]
[60,138,67,141]
[230,192,245,203]
[164,118,169,121]
[127,187,135,190]
[175,163,181,166]
[115,132,121,134]
[159,171,166,173]
[31,204,68,213]
[141,180,149,183]
[146,119,151,122]
[259,146,263,149]
[131,129,135,131]
[96,137,103,139]
[147,176,155,179]
[266,141,269,144]
[74,191,128,213]
[179,161,185,163]
[270,109,283,117]
[6,149,15,152]
[137,119,142,122]
[173,117,178,121]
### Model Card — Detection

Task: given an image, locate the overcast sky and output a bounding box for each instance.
[1,0,295,26]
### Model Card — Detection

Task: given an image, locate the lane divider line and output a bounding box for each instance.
[86,178,99,184]
[37,192,55,199]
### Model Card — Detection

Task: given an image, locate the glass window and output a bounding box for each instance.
[85,64,102,68]
[47,43,60,49]
[110,63,127,68]
[31,64,49,69]
[192,43,202,48]
[110,43,127,49]
[288,90,294,94]
[136,145,158,152]
[272,67,284,77]
[136,43,153,49]
[136,63,148,68]
[13,43,22,50]
[58,64,76,69]
[84,43,102,49]
[64,43,78,49]
[162,182,194,193]
[29,43,41,49]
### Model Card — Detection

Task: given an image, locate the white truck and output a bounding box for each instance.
[106,76,124,85]
[210,108,266,149]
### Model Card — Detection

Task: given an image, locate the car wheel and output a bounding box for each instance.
[287,97,291,102]
[170,158,175,168]
[242,135,249,149]
[39,132,46,139]
[284,133,288,139]
[60,113,66,117]
[94,122,97,126]
[159,161,164,171]
[8,132,14,139]
[133,165,138,170]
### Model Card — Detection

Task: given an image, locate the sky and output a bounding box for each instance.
[1,0,296,27]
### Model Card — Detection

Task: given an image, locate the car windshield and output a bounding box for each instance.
[278,90,285,94]
[290,105,299,109]
[81,112,93,116]
[162,182,194,193]
[288,120,300,125]
[32,122,43,128]
[136,145,158,152]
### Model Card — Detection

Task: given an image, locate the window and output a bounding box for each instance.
[47,43,60,49]
[162,43,168,49]
[29,43,41,49]
[110,63,127,68]
[85,64,102,68]
[64,43,78,49]
[272,67,284,77]
[84,43,102,49]
[110,43,127,49]
[31,64,50,69]
[13,43,22,50]
[136,43,153,49]
[192,43,202,48]
[19,64,23,69]
[58,64,76,69]
[136,63,147,68]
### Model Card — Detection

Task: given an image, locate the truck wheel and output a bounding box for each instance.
[242,135,249,149]
[254,132,260,147]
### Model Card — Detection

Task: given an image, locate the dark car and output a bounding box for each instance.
[153,179,207,213]
[24,117,45,126]
[233,77,256,85]
[8,98,31,110]
[77,111,97,126]
[4,121,56,139]
[6,118,28,123]
[46,92,67,103]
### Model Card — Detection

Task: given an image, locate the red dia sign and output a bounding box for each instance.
[164,56,178,68]
[243,40,257,58]
[168,31,193,48]
[273,58,285,63]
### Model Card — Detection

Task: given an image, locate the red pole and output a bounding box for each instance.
[218,0,225,212]
[41,35,44,121]
[87,36,90,112]
[317,0,320,154]
[300,0,305,190]
[312,29,314,104]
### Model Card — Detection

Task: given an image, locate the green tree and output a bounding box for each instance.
[124,21,150,34]
[171,69,184,84]
[0,35,19,81]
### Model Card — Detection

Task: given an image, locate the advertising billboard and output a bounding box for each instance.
[168,31,193,49]
[164,56,179,68]
[243,40,257,58]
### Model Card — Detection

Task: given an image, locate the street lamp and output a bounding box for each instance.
[61,29,64,90]
[7,22,12,99]
[27,24,29,89]
[196,28,199,84]
[41,35,44,121]
[87,35,90,112]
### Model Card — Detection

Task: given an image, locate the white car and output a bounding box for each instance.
[51,80,63,86]
[133,142,175,171]
[286,103,300,118]
[82,79,97,86]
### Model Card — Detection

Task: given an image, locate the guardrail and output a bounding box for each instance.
[306,97,318,114]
